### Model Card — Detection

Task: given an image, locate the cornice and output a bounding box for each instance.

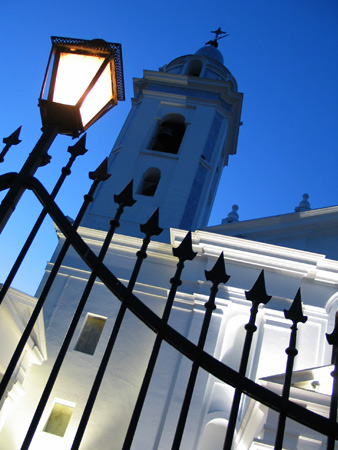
[56,226,177,266]
[170,228,338,284]
[133,70,242,103]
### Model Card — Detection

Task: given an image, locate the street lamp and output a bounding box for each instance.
[39,36,124,136]
[0,36,124,231]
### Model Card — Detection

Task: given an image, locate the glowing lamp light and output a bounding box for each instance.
[39,37,124,137]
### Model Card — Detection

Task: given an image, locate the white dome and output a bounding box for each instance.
[195,45,224,64]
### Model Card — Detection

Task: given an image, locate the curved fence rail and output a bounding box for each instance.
[0,146,337,450]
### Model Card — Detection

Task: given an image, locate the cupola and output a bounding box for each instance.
[161,30,238,90]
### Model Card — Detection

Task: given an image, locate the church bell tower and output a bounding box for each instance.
[82,39,243,240]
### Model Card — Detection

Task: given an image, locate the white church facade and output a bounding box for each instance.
[0,38,338,450]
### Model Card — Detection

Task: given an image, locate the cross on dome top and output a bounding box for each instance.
[205,27,229,48]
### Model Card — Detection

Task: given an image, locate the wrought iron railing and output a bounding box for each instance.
[0,131,337,449]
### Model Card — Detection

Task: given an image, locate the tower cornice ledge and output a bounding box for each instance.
[134,70,241,98]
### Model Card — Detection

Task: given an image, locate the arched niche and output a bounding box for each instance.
[198,418,227,450]
[138,167,161,196]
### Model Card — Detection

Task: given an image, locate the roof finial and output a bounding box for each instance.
[205,27,229,48]
[295,193,311,212]
[222,204,239,224]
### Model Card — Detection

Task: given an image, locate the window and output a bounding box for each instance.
[138,168,161,196]
[74,314,106,355]
[44,400,74,437]
[186,59,203,77]
[150,115,185,154]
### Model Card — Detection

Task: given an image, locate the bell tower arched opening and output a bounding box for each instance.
[150,114,186,154]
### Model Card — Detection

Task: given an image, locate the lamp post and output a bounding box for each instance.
[0,36,124,232]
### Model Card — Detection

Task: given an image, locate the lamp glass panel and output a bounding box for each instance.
[79,62,113,127]
[53,53,105,106]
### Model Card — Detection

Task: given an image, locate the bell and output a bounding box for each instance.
[153,122,175,152]
[158,123,174,139]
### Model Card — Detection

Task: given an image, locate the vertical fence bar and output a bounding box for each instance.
[0,159,110,402]
[223,271,271,450]
[19,180,135,450]
[0,135,87,306]
[274,289,307,450]
[70,208,163,450]
[171,252,230,449]
[122,231,197,450]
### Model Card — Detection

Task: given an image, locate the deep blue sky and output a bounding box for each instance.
[0,0,337,294]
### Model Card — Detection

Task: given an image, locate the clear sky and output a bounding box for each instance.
[0,0,337,295]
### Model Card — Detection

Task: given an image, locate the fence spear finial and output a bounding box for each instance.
[245,270,271,307]
[172,231,197,261]
[140,208,163,237]
[205,252,230,286]
[284,288,307,325]
[0,126,22,162]
[89,158,111,182]
[67,134,88,158]
[114,180,136,207]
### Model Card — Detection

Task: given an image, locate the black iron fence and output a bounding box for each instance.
[0,132,337,450]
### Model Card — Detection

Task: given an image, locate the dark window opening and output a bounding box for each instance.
[74,314,106,355]
[151,119,185,154]
[187,59,203,77]
[139,168,161,197]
